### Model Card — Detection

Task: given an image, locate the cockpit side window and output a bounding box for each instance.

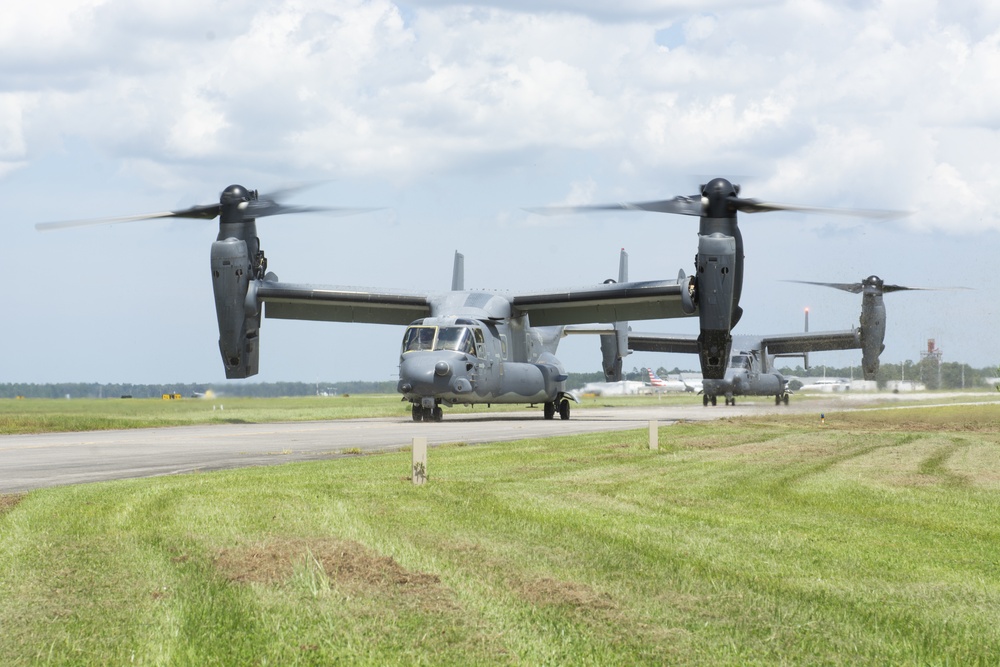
[473,328,485,357]
[402,326,436,353]
[730,355,750,368]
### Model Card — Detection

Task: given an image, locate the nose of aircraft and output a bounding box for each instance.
[398,352,472,396]
[703,378,731,395]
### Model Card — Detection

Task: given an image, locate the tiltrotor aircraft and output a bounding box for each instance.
[626,274,954,406]
[624,315,866,406]
[585,249,863,406]
[38,185,701,421]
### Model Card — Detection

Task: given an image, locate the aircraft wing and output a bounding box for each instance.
[627,332,701,354]
[255,281,432,325]
[626,328,861,356]
[511,280,690,327]
[757,329,861,355]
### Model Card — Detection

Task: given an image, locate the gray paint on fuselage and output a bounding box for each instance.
[702,349,787,401]
[396,312,569,406]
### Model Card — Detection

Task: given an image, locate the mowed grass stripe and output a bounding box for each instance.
[2,405,1000,665]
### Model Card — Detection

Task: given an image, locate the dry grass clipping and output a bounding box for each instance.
[0,494,24,517]
[214,537,441,589]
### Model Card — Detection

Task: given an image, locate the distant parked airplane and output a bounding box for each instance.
[646,369,700,393]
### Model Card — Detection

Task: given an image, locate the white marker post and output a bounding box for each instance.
[649,420,659,451]
[412,436,428,485]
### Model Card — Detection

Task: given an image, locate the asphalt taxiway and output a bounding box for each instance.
[1,395,993,493]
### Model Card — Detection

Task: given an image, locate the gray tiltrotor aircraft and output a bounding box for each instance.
[625,318,865,406]
[627,275,950,406]
[37,181,901,420]
[39,185,697,421]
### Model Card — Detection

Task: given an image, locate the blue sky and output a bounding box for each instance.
[2,0,998,384]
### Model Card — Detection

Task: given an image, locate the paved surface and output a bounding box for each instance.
[2,394,995,493]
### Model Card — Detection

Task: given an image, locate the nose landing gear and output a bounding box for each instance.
[411,403,443,422]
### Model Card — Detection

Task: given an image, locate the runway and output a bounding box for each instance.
[1,395,991,493]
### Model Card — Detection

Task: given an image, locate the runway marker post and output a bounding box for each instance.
[412,436,428,485]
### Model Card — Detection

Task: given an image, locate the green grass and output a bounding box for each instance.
[0,394,712,435]
[0,395,412,434]
[0,395,576,435]
[2,404,1000,664]
[3,391,996,435]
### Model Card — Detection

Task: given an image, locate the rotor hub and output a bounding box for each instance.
[862,275,884,294]
[701,178,738,218]
[221,184,253,206]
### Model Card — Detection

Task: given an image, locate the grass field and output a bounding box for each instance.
[0,395,688,435]
[2,403,999,664]
[0,395,413,434]
[2,391,995,435]
[0,392,744,435]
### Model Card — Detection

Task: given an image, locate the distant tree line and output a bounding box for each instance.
[777,361,998,390]
[2,360,995,399]
[0,380,398,399]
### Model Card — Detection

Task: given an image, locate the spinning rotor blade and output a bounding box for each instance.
[527,178,908,220]
[783,279,964,294]
[782,279,865,294]
[246,182,380,218]
[245,200,380,219]
[729,198,907,218]
[35,205,220,231]
[882,284,939,293]
[525,196,704,217]
[35,184,378,231]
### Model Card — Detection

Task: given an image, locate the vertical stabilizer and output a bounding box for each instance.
[452,251,464,291]
[600,248,632,382]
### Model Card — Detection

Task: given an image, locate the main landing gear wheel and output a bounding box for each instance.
[782,394,789,405]
[559,399,571,420]
[725,396,735,406]
[703,394,709,406]
[711,395,717,406]
[543,401,556,420]
[411,404,422,422]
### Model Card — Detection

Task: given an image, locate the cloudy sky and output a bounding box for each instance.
[3,0,998,385]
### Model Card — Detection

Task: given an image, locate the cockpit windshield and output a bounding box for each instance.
[730,354,750,368]
[436,327,475,354]
[402,326,436,353]
[401,326,477,356]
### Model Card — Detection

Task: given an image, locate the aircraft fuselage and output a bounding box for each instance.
[702,351,789,406]
[396,314,572,421]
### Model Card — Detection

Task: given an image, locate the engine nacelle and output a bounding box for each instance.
[859,293,887,380]
[211,238,260,378]
[696,233,737,379]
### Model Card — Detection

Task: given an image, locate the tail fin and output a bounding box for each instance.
[451,251,464,291]
[600,248,631,381]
